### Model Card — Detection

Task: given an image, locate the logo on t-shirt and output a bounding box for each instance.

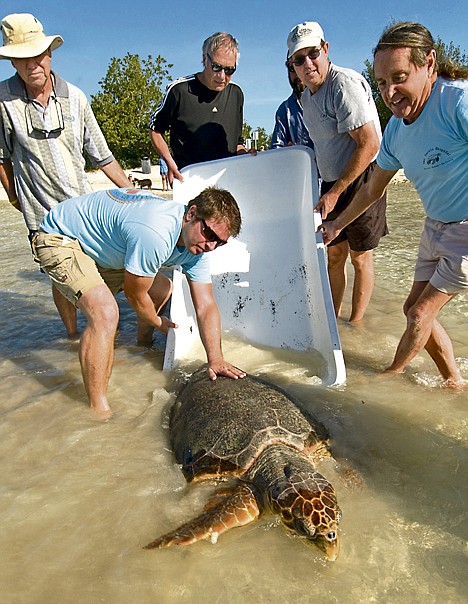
[106,189,159,204]
[423,147,451,170]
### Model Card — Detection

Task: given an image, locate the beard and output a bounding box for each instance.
[291,76,306,96]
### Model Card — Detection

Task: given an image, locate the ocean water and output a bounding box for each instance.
[0,181,467,604]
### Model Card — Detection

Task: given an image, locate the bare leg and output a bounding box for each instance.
[327,241,349,318]
[52,284,79,338]
[349,249,375,323]
[136,272,173,343]
[386,281,462,384]
[76,285,119,417]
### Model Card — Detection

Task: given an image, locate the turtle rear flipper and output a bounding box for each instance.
[144,484,260,549]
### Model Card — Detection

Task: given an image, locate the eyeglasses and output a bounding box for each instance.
[199,218,228,247]
[291,48,322,67]
[206,53,236,76]
[25,96,64,136]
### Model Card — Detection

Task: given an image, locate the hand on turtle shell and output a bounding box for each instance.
[206,361,246,381]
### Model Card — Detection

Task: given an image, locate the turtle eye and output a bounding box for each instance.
[325,530,337,542]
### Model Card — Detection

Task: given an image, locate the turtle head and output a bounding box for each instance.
[267,465,342,561]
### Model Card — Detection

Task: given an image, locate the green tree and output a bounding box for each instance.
[363,38,467,131]
[91,53,173,169]
[435,37,468,66]
[242,121,272,150]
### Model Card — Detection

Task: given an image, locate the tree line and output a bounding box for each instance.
[91,40,467,169]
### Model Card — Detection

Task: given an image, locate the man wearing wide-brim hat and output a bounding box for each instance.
[0,13,130,338]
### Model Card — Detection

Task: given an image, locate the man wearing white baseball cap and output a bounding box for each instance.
[287,22,388,324]
[0,13,130,338]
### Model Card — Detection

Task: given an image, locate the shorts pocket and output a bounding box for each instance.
[32,235,83,285]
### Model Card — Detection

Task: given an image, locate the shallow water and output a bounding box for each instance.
[0,182,467,604]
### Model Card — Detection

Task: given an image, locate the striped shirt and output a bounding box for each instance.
[0,72,114,230]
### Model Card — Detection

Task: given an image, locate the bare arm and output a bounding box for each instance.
[149,130,183,185]
[99,159,134,188]
[123,271,177,334]
[316,121,381,219]
[0,160,21,211]
[319,164,396,245]
[188,280,246,380]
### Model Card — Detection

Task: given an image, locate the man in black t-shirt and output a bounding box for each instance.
[149,32,246,185]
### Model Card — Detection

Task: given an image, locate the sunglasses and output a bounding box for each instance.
[291,47,322,67]
[25,96,64,136]
[206,53,236,76]
[199,218,228,247]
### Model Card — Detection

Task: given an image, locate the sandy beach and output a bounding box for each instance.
[93,162,173,198]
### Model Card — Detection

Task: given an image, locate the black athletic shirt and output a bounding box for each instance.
[149,74,244,169]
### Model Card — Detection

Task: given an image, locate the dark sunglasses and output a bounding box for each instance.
[206,53,236,76]
[291,47,322,66]
[199,218,228,247]
[25,96,64,136]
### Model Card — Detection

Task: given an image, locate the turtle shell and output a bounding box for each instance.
[170,368,329,482]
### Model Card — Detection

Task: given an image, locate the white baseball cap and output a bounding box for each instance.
[287,22,324,58]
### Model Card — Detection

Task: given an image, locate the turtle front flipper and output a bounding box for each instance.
[144,483,260,549]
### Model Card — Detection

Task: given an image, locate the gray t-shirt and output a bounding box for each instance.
[302,63,381,182]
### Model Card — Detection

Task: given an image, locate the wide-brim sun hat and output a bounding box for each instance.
[287,22,324,58]
[0,13,63,60]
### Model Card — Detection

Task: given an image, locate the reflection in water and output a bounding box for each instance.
[0,182,467,603]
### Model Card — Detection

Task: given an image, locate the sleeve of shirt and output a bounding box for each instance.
[124,225,168,277]
[270,103,288,149]
[376,120,402,171]
[82,95,114,167]
[0,102,12,161]
[149,84,177,133]
[182,252,212,283]
[455,85,468,140]
[334,76,375,134]
[236,87,245,146]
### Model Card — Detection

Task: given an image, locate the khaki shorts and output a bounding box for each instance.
[31,232,125,305]
[414,218,468,294]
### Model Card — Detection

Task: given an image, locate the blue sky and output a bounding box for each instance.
[1,0,467,133]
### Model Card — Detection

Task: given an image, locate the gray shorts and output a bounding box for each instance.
[31,232,125,305]
[414,218,468,294]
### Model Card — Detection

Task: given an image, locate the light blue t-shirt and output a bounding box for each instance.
[40,188,212,283]
[377,77,468,223]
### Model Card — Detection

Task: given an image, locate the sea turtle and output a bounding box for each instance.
[145,367,342,560]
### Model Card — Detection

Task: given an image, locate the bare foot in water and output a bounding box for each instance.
[443,377,468,391]
[90,402,113,422]
[376,368,405,380]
